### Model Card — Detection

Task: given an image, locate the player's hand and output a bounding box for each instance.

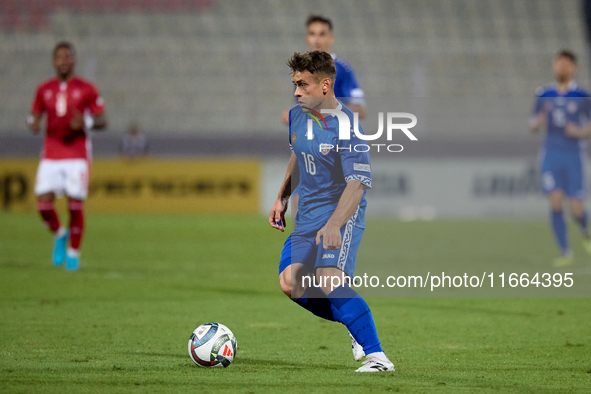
[315,223,342,250]
[269,198,288,232]
[565,122,586,138]
[70,109,84,131]
[27,115,40,134]
[529,111,547,132]
[281,110,290,126]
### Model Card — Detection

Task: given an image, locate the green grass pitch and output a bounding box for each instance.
[0,213,590,393]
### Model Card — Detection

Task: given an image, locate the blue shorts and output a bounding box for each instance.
[540,149,587,199]
[278,225,364,278]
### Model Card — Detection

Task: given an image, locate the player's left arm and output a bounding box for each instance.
[70,110,107,131]
[565,122,591,138]
[91,112,107,130]
[316,122,372,250]
[78,84,107,131]
[315,180,365,250]
[565,96,591,138]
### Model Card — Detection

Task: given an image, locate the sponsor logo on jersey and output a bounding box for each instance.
[354,163,370,172]
[322,253,335,259]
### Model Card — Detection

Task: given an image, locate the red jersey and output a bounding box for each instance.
[32,75,105,160]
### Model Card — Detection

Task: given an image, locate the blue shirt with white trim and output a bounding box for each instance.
[532,81,591,152]
[332,54,365,105]
[289,100,372,236]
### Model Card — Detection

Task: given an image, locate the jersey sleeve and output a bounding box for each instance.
[336,61,365,106]
[31,85,45,114]
[338,123,372,189]
[288,109,294,153]
[86,84,105,115]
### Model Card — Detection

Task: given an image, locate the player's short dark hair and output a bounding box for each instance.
[306,14,333,31]
[287,51,336,86]
[556,49,577,64]
[53,41,75,57]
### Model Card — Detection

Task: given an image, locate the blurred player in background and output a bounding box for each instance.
[282,14,366,124]
[270,51,394,372]
[27,41,107,270]
[529,50,591,267]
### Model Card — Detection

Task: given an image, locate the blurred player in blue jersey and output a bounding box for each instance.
[530,50,591,267]
[269,51,394,372]
[282,14,366,125]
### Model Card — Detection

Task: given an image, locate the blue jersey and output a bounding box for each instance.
[532,82,591,152]
[332,54,365,105]
[288,101,372,236]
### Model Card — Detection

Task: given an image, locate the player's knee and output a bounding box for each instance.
[37,192,55,202]
[279,273,292,298]
[549,198,563,211]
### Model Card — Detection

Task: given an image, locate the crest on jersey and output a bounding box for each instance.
[567,101,578,114]
[291,133,297,144]
[319,143,332,155]
[44,90,52,100]
[73,90,81,99]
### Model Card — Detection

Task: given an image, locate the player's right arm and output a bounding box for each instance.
[27,85,45,134]
[269,153,298,232]
[27,113,43,134]
[529,89,546,133]
[281,110,290,126]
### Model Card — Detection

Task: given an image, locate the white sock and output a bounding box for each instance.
[55,227,67,238]
[67,248,80,258]
[366,351,389,363]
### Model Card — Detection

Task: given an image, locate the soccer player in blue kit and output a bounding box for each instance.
[530,50,591,267]
[269,51,394,372]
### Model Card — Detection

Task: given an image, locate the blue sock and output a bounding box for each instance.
[575,211,589,238]
[293,286,342,322]
[327,285,382,355]
[551,211,570,254]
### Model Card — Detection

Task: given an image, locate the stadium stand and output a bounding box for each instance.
[0,0,589,136]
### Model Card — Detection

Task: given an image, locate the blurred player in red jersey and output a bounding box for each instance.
[27,41,107,271]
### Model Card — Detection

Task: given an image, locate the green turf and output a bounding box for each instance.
[0,213,590,393]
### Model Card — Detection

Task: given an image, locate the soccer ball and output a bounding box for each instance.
[188,322,237,368]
